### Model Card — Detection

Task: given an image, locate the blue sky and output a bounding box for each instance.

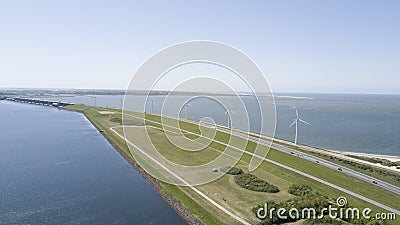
[0,0,399,93]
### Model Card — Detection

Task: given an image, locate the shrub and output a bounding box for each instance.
[222,166,243,175]
[288,184,312,196]
[110,117,122,124]
[110,117,144,126]
[234,173,279,193]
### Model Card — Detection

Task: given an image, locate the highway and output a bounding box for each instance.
[122,113,400,216]
[214,125,400,196]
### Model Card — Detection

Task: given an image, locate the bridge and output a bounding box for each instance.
[3,97,74,108]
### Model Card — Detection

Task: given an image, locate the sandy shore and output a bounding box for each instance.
[340,151,400,162]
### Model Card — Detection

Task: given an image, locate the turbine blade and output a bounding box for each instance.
[296,109,299,118]
[299,119,309,125]
[289,120,296,127]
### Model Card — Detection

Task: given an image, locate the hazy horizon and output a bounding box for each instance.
[1,86,399,95]
[1,1,399,94]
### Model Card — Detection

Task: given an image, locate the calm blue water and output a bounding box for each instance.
[275,93,400,156]
[36,93,400,156]
[0,101,186,225]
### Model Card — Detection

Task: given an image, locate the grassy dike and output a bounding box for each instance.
[64,105,222,225]
[65,104,399,225]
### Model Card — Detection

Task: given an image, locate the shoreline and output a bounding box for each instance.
[76,109,203,225]
[340,151,400,162]
[276,137,400,161]
[269,136,400,172]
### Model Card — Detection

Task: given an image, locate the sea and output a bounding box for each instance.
[0,101,186,225]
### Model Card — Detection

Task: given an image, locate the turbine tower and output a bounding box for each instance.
[150,100,155,113]
[184,103,191,119]
[224,105,235,128]
[289,107,309,145]
[89,96,97,106]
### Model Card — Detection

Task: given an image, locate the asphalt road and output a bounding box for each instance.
[124,113,400,215]
[215,125,400,196]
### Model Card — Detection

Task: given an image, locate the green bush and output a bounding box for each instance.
[347,155,400,167]
[288,184,312,196]
[234,173,279,193]
[110,117,122,124]
[221,166,243,175]
[110,117,144,126]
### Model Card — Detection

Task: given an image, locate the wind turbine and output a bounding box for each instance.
[224,105,235,128]
[289,107,309,145]
[184,103,191,119]
[88,96,97,106]
[150,100,155,113]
